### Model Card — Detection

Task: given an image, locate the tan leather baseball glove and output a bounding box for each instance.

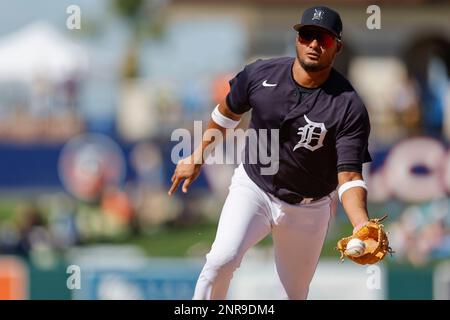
[337,215,393,265]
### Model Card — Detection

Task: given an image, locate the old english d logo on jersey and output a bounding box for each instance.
[293,115,327,152]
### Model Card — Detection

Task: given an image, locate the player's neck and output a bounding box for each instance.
[292,58,332,89]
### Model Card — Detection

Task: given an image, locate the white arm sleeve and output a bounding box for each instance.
[338,180,367,202]
[211,104,240,129]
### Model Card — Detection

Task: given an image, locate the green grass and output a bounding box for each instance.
[128,223,218,257]
[127,222,345,258]
[128,223,275,257]
[0,200,17,220]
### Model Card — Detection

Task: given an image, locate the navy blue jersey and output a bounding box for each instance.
[226,57,372,199]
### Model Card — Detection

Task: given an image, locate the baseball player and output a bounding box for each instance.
[168,6,372,299]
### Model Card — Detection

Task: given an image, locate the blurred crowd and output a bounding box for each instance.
[388,198,450,266]
[0,185,218,262]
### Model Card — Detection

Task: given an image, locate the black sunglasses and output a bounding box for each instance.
[298,28,338,48]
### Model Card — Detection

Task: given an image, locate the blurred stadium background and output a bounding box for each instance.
[0,0,449,300]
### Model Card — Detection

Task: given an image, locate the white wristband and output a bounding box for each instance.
[211,104,240,129]
[338,180,367,202]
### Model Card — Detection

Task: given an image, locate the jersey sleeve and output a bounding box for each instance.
[335,100,372,167]
[225,65,253,114]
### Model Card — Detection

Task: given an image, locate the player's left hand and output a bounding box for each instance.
[336,215,394,265]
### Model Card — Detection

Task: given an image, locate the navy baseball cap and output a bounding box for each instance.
[293,6,343,39]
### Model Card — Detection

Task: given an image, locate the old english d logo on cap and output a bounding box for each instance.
[312,9,324,21]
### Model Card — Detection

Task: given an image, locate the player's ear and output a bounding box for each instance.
[336,40,343,54]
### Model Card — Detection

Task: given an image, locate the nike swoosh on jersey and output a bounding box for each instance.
[262,80,277,87]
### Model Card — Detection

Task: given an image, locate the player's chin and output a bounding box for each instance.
[301,60,325,72]
[304,58,320,67]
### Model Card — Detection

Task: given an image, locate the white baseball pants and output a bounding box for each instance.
[193,164,336,300]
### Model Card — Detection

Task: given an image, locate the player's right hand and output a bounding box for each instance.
[168,156,202,196]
